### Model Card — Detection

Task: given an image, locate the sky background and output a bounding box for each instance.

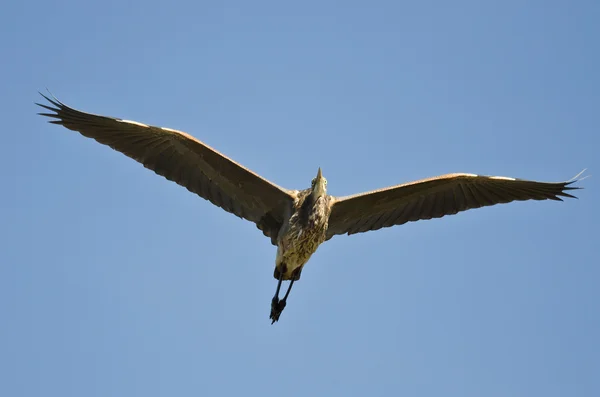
[1,1,599,396]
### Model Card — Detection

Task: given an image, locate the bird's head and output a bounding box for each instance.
[311,167,328,197]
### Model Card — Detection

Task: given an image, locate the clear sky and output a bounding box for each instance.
[1,1,598,396]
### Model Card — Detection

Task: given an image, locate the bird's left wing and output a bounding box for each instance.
[326,172,583,239]
[37,93,295,244]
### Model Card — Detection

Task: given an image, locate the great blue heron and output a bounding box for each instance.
[37,92,584,323]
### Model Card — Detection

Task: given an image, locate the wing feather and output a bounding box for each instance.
[37,92,295,243]
[327,172,583,239]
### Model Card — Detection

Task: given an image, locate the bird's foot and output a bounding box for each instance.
[270,297,287,324]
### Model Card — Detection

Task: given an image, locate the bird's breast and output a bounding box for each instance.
[275,197,330,272]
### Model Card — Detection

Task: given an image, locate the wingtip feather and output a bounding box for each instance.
[568,168,590,184]
[558,191,578,199]
[37,112,59,118]
[36,102,58,112]
[37,90,63,109]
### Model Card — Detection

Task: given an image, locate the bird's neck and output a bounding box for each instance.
[299,191,326,225]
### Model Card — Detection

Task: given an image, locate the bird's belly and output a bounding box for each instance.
[275,226,326,280]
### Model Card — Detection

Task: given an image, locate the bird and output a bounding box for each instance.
[36,92,585,323]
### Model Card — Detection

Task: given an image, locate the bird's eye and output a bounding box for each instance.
[311,178,316,185]
[324,179,328,185]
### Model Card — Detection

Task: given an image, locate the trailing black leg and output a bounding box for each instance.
[270,270,285,324]
[281,278,296,302]
[269,268,301,324]
[273,270,284,302]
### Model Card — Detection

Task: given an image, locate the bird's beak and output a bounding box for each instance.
[312,167,326,197]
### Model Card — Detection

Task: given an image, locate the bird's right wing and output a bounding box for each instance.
[37,93,295,244]
[326,172,584,239]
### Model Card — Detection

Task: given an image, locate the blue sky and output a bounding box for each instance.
[2,1,599,396]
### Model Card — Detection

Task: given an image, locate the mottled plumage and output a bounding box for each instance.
[275,188,333,281]
[36,92,585,324]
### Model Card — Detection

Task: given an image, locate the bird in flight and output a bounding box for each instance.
[37,92,584,323]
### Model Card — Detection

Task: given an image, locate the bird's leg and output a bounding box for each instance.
[270,269,301,324]
[270,271,285,324]
[272,271,284,308]
[281,277,296,303]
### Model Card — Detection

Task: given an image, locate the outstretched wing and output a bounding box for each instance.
[327,172,584,239]
[37,92,294,243]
